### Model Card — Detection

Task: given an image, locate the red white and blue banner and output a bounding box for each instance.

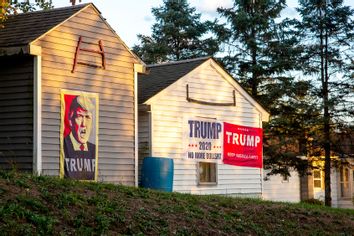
[183,118,223,162]
[184,118,263,168]
[223,122,263,168]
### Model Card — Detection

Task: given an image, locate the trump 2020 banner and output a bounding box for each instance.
[223,122,263,168]
[60,90,99,181]
[184,117,223,162]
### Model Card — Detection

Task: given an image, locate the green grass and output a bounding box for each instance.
[0,170,353,235]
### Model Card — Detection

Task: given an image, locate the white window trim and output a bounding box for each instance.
[31,45,42,175]
[197,162,218,186]
[313,170,323,189]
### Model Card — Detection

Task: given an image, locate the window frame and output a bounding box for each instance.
[313,170,323,189]
[197,162,218,186]
[340,166,350,198]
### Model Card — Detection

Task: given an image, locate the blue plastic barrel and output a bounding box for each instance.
[141,157,174,192]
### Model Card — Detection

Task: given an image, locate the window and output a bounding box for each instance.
[313,170,322,189]
[340,166,350,198]
[198,162,217,185]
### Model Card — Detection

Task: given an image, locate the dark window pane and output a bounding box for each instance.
[199,162,216,183]
[314,180,321,188]
[314,170,321,179]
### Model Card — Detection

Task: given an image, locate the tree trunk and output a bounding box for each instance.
[319,1,331,207]
[323,9,331,207]
[250,4,258,98]
[251,48,257,97]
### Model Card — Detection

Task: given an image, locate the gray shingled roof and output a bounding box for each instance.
[138,57,210,104]
[0,4,90,47]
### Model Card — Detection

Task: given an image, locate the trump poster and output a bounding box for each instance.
[223,122,263,168]
[60,89,99,181]
[183,117,223,163]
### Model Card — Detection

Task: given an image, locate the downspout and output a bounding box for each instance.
[30,44,42,175]
[134,64,146,187]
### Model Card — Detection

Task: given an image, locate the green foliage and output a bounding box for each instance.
[0,1,15,25]
[296,0,354,121]
[0,202,56,235]
[296,0,354,206]
[215,0,317,177]
[263,80,322,176]
[215,0,300,101]
[302,198,324,206]
[132,0,218,64]
[12,0,54,13]
[216,0,353,187]
[0,171,353,235]
[0,0,54,28]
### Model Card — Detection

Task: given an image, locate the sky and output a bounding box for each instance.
[52,0,354,48]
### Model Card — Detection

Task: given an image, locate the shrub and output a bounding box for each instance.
[302,198,324,206]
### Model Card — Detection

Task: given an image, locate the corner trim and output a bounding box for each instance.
[33,55,42,175]
[134,63,147,74]
[29,44,42,56]
[134,64,141,187]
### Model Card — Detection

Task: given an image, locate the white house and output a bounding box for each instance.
[138,57,269,197]
[262,169,301,203]
[300,158,354,209]
[262,159,354,209]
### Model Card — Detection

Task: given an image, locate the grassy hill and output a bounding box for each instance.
[0,171,353,235]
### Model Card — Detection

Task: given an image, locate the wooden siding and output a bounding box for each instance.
[141,61,263,196]
[300,168,339,206]
[337,165,354,209]
[300,173,314,200]
[312,169,338,206]
[0,55,33,171]
[138,111,150,183]
[331,169,339,208]
[33,6,136,185]
[263,169,301,203]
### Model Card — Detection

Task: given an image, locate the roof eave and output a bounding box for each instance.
[30,3,93,46]
[0,45,29,56]
[208,58,270,122]
[22,3,145,67]
[90,4,145,66]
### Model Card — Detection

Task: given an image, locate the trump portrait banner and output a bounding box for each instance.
[223,122,263,168]
[60,89,99,181]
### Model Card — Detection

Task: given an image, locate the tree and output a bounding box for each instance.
[132,0,219,64]
[215,0,300,103]
[1,0,54,26]
[14,0,53,12]
[296,0,354,206]
[0,0,15,24]
[215,0,316,179]
[263,80,322,178]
